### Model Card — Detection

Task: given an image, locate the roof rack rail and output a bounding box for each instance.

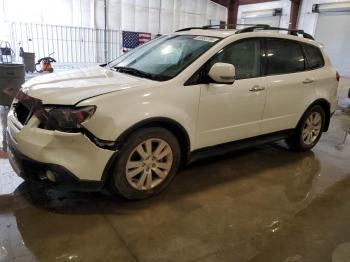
[235,25,314,40]
[175,27,205,32]
[175,24,314,40]
[175,23,268,32]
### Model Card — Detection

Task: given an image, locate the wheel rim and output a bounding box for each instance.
[302,111,322,145]
[125,138,173,190]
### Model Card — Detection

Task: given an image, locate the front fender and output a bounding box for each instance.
[79,84,200,151]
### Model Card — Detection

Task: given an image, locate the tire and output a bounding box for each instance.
[108,127,181,200]
[287,105,325,151]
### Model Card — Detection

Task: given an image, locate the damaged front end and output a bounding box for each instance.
[10,90,117,150]
[6,89,116,184]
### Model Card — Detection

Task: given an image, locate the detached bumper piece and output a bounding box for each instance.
[8,137,104,192]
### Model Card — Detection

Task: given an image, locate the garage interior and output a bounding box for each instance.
[1,0,350,261]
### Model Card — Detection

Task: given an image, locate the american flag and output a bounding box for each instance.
[122,31,152,53]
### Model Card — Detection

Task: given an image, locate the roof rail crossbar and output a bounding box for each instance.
[235,25,314,40]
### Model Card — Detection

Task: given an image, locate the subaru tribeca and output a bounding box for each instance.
[7,26,339,199]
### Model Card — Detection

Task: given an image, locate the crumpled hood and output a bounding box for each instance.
[22,66,149,105]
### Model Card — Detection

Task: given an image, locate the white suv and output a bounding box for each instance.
[7,26,339,199]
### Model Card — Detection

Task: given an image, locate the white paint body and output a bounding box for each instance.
[7,29,338,181]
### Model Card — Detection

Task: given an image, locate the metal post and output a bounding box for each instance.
[104,0,107,63]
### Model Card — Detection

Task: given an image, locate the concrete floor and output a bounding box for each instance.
[0,79,350,262]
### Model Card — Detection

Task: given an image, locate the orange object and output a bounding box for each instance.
[35,53,56,73]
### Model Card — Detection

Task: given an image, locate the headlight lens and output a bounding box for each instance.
[45,106,96,132]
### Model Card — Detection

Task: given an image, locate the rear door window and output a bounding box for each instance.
[302,44,325,70]
[266,39,305,75]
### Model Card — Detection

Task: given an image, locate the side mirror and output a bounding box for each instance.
[208,63,235,84]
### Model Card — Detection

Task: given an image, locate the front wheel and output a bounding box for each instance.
[287,105,325,151]
[108,127,181,200]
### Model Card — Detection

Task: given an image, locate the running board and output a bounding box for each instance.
[189,129,294,163]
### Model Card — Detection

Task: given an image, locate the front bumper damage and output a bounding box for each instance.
[7,111,116,190]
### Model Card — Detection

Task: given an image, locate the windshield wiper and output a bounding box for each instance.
[113,66,168,81]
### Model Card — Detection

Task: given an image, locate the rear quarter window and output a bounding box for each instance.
[302,44,325,70]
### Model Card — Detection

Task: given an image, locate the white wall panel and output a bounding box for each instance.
[160,0,174,34]
[315,12,350,76]
[149,0,161,9]
[2,0,95,27]
[206,1,217,20]
[298,0,350,35]
[135,5,150,32]
[184,13,197,28]
[162,0,174,10]
[160,9,173,34]
[149,6,160,33]
[218,5,227,20]
[237,0,290,28]
[297,0,350,76]
[1,0,227,35]
[196,14,206,26]
[3,0,43,24]
[95,0,105,29]
[242,16,281,27]
[107,0,121,30]
[196,0,207,15]
[121,0,136,31]
[135,0,148,7]
[172,0,181,30]
[206,1,227,25]
[183,0,196,13]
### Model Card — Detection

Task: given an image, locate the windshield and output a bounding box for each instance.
[108,35,221,81]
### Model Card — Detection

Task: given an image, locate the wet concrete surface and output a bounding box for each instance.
[0,79,350,262]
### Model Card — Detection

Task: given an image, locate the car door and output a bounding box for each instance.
[195,38,268,149]
[260,38,317,134]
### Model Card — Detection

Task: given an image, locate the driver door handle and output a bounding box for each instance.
[302,78,315,84]
[249,85,265,92]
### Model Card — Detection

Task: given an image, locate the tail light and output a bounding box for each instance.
[336,71,340,82]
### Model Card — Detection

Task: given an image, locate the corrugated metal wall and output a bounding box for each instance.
[4,0,227,65]
[9,22,120,64]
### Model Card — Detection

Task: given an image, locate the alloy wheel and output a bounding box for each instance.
[302,111,322,145]
[125,138,173,190]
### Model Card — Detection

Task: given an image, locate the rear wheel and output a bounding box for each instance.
[287,105,325,151]
[109,127,181,199]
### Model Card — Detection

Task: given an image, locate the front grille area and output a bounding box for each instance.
[14,102,32,125]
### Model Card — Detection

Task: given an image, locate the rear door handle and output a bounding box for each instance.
[249,85,265,92]
[302,78,315,84]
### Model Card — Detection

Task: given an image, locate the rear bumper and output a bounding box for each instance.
[7,110,115,189]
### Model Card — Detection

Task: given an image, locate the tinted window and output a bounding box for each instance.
[267,39,305,75]
[210,39,261,80]
[303,44,324,70]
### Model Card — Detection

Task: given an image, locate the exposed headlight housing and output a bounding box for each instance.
[44,106,96,132]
